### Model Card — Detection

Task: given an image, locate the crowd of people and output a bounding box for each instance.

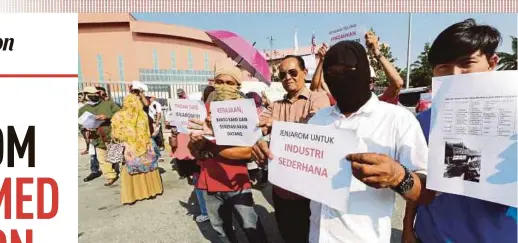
[78,18,516,243]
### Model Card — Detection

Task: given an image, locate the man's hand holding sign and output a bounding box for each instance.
[348,153,405,189]
[254,120,432,210]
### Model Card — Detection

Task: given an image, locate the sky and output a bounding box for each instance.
[133,13,517,69]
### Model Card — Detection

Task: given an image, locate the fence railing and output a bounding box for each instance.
[78,80,209,108]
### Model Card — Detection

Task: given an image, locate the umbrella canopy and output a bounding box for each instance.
[206,30,271,85]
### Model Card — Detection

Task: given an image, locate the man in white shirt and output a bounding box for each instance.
[149,96,164,150]
[306,41,433,242]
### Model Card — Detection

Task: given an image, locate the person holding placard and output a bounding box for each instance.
[304,40,432,243]
[78,86,121,186]
[78,91,90,155]
[251,55,331,243]
[187,61,268,243]
[310,31,404,106]
[402,19,517,243]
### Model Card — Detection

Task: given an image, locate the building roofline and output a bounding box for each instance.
[78,13,214,45]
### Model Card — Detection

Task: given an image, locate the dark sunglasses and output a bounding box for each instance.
[278,69,299,80]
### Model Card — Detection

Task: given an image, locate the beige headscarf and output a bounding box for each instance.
[213,59,243,101]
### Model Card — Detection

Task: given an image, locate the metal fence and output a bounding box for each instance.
[78,80,209,108]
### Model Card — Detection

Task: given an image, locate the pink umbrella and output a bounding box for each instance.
[206,30,271,85]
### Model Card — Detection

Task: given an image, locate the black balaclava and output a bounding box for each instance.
[323,41,372,113]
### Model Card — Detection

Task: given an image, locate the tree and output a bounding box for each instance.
[409,42,433,87]
[367,28,403,87]
[497,36,517,70]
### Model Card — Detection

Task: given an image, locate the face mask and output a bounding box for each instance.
[87,95,101,103]
[325,70,371,113]
[323,41,372,113]
[214,83,241,101]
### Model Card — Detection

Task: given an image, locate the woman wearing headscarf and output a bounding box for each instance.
[111,94,163,205]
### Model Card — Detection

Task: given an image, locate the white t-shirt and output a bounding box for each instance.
[307,94,428,243]
[148,101,163,122]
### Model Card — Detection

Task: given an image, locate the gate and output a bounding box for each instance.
[78,81,209,108]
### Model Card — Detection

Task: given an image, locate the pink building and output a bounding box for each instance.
[79,13,239,83]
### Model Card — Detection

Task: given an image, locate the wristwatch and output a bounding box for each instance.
[374,52,383,60]
[391,164,414,196]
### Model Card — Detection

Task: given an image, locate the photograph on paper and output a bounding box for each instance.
[443,140,482,183]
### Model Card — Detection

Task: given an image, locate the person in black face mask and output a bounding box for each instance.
[322,41,372,113]
[307,40,433,242]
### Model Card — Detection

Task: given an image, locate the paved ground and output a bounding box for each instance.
[78,139,405,243]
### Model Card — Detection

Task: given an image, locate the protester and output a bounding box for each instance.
[130,81,154,136]
[78,92,86,109]
[95,86,110,102]
[298,40,431,242]
[261,90,273,109]
[166,92,209,223]
[84,137,102,182]
[78,92,90,155]
[149,96,165,150]
[177,88,187,99]
[78,86,121,186]
[187,61,268,243]
[169,88,200,179]
[403,18,517,243]
[311,31,404,105]
[202,85,215,103]
[207,78,215,86]
[245,92,268,186]
[96,86,121,174]
[246,92,264,114]
[111,94,163,205]
[79,90,101,182]
[251,55,330,243]
[190,89,213,223]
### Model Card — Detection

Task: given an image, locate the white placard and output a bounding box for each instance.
[268,121,358,212]
[328,24,367,46]
[166,99,207,134]
[78,111,103,129]
[428,71,518,207]
[210,99,262,146]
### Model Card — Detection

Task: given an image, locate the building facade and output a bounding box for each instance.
[78,13,228,83]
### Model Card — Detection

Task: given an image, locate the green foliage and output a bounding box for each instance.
[497,36,517,70]
[408,42,433,87]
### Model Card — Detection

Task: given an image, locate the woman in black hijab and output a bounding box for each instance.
[322,41,372,113]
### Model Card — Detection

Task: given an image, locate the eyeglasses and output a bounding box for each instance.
[278,69,299,80]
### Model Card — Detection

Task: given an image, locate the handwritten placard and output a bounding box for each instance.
[210,99,262,146]
[166,99,207,134]
[328,24,366,47]
[269,121,359,212]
